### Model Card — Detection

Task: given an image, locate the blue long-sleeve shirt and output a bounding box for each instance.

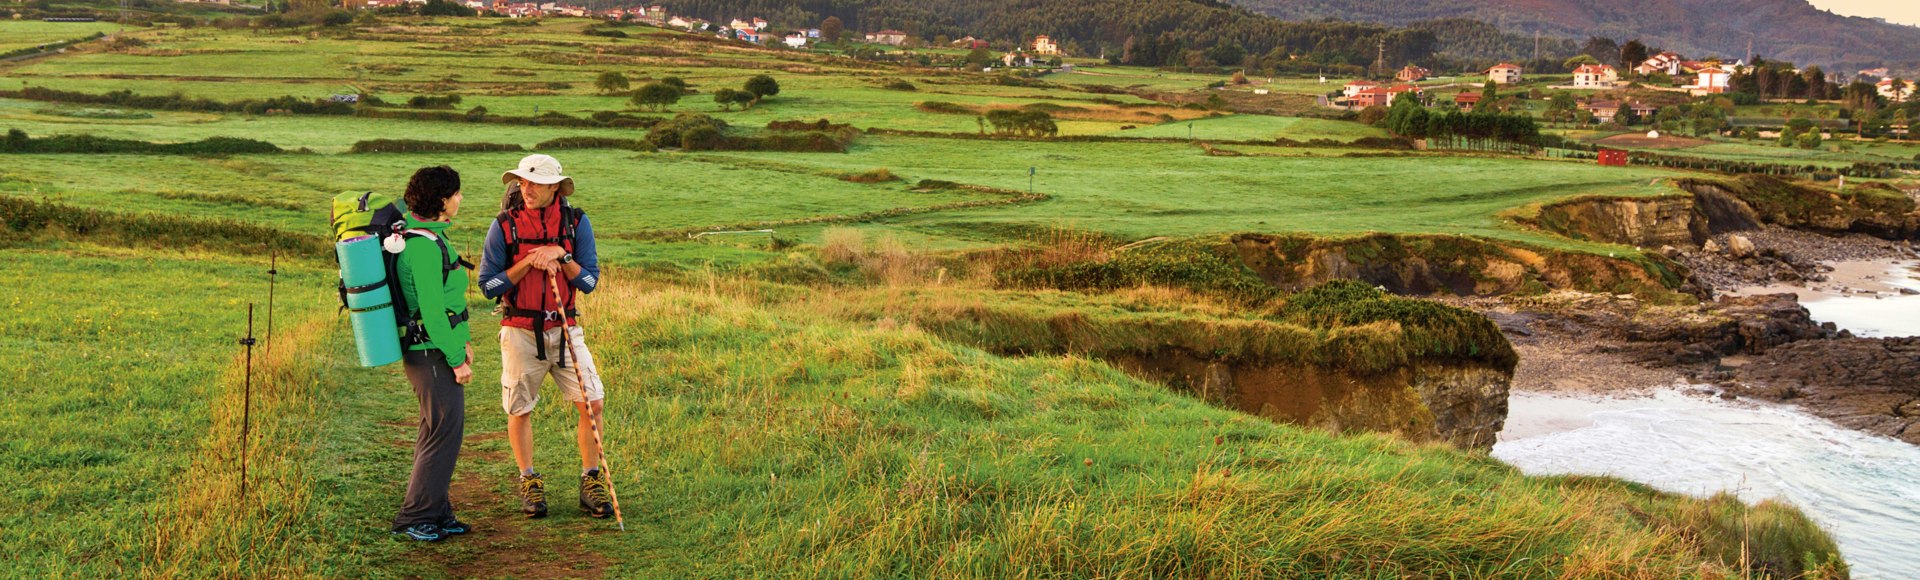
[478,212,599,300]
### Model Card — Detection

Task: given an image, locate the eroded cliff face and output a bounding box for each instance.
[1230,233,1694,300]
[1532,196,1703,248]
[1111,349,1510,449]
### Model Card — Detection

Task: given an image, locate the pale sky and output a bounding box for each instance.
[1807,0,1920,26]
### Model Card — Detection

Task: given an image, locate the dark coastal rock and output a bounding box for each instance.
[1734,337,1920,444]
[1615,293,1831,365]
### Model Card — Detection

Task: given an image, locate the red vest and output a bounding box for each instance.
[499,202,576,330]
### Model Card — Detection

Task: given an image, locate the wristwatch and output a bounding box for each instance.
[557,252,574,265]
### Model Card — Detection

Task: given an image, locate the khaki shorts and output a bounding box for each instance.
[500,325,604,416]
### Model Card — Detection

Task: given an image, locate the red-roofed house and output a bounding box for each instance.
[1487,63,1522,85]
[1350,87,1392,108]
[1687,68,1731,95]
[1343,80,1380,97]
[1635,52,1683,76]
[1572,64,1618,88]
[1396,65,1431,82]
[734,28,762,43]
[1454,92,1483,111]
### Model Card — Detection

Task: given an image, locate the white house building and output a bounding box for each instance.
[1572,64,1618,88]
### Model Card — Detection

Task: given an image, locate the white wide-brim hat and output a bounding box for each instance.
[502,153,575,197]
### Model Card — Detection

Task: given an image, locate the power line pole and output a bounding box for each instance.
[1373,37,1386,77]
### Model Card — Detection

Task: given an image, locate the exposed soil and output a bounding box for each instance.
[384,420,613,580]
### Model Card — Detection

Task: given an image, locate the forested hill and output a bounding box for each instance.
[1226,0,1920,72]
[654,0,1442,74]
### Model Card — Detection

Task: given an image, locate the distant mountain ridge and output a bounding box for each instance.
[1228,0,1920,73]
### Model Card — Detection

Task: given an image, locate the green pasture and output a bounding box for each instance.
[703,136,1684,250]
[0,246,340,575]
[0,20,127,53]
[1113,114,1384,141]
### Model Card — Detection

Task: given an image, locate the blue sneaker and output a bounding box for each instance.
[440,518,468,536]
[393,523,444,542]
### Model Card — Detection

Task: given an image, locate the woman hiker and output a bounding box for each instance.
[476,154,613,520]
[392,165,475,542]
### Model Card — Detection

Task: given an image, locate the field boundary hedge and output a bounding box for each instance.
[1,195,330,257]
[2,129,281,154]
[347,139,522,153]
[614,184,1048,241]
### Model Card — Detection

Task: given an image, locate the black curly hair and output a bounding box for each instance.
[404,165,461,220]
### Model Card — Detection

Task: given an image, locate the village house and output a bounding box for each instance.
[1342,79,1380,97]
[1572,64,1618,88]
[1453,92,1483,111]
[1486,63,1522,85]
[668,15,696,29]
[783,33,807,48]
[1350,84,1422,108]
[951,36,989,49]
[1686,67,1731,95]
[1396,65,1431,82]
[640,5,665,22]
[865,30,908,46]
[1859,67,1891,80]
[753,18,768,30]
[595,8,624,20]
[1032,35,1059,56]
[1878,78,1914,102]
[1579,99,1657,124]
[1635,52,1683,76]
[734,27,762,43]
[728,18,754,30]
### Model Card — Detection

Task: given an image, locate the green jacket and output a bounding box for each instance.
[397,214,472,367]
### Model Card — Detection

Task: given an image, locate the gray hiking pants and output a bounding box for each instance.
[393,349,465,530]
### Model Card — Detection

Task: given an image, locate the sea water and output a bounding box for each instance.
[1494,259,1920,578]
[1495,392,1920,578]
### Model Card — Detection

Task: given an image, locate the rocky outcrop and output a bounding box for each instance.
[1113,349,1509,449]
[1677,175,1920,240]
[1531,195,1704,248]
[1231,233,1697,300]
[1734,337,1920,445]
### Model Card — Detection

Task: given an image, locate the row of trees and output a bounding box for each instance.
[1378,97,1540,147]
[981,110,1057,137]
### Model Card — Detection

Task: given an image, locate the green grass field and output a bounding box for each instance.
[0,15,1855,578]
[0,21,126,53]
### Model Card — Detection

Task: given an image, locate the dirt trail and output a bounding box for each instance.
[386,421,612,580]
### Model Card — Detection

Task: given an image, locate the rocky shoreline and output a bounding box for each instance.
[1456,230,1920,446]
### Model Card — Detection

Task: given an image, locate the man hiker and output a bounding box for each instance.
[477,154,613,519]
[391,165,474,542]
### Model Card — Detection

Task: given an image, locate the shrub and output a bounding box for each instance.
[840,168,897,183]
[767,119,850,132]
[744,74,780,99]
[820,227,864,266]
[632,82,683,112]
[404,94,462,109]
[882,80,916,91]
[916,101,974,114]
[680,126,724,151]
[644,113,728,148]
[594,71,630,94]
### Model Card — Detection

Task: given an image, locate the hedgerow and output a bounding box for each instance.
[1,129,281,154]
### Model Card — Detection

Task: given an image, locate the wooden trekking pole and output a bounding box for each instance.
[549,274,625,531]
[239,304,256,502]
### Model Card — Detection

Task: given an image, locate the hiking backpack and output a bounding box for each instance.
[330,191,468,367]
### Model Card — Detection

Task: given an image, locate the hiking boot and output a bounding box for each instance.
[579,468,613,518]
[393,523,445,542]
[440,518,468,536]
[518,472,548,518]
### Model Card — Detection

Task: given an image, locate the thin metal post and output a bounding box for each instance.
[239,305,256,502]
